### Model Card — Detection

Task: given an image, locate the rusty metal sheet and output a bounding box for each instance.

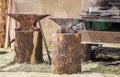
[79,30,120,45]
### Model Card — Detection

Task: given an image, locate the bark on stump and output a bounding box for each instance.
[81,44,91,62]
[52,33,81,74]
[14,30,44,63]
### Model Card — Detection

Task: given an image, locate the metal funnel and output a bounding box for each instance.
[7,14,50,30]
[50,18,84,28]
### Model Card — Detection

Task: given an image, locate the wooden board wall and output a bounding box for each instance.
[15,0,89,44]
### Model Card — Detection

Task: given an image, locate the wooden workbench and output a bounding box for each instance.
[81,16,120,45]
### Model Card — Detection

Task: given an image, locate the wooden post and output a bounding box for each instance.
[52,33,81,74]
[9,0,16,49]
[5,0,16,48]
[4,0,11,48]
[81,44,91,62]
[14,30,44,63]
[0,0,7,47]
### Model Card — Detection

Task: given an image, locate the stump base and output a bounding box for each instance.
[14,30,43,63]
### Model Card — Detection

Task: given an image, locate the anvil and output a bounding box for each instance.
[50,18,84,33]
[8,14,50,30]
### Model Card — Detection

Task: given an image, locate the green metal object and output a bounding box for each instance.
[85,21,111,31]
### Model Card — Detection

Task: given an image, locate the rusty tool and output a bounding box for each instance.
[50,18,84,33]
[7,14,50,30]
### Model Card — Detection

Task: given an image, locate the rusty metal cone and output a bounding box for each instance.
[7,14,50,30]
[50,18,84,28]
[7,14,50,23]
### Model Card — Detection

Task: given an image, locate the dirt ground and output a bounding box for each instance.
[0,48,120,77]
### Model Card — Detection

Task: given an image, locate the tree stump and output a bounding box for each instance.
[7,14,49,63]
[52,33,81,74]
[14,30,44,63]
[81,44,91,62]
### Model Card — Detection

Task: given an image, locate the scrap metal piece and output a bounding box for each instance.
[108,3,120,16]
[7,14,50,30]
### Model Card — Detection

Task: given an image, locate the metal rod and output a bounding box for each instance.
[38,21,51,64]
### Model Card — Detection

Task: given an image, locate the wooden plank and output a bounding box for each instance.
[5,0,12,48]
[10,0,16,49]
[15,0,43,14]
[82,16,120,23]
[79,30,120,45]
[0,0,7,47]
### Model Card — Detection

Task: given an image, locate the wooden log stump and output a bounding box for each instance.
[52,33,81,74]
[81,44,91,62]
[14,30,44,63]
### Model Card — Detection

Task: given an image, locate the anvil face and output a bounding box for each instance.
[50,18,84,28]
[7,14,50,30]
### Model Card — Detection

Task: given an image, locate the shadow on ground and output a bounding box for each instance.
[0,51,8,55]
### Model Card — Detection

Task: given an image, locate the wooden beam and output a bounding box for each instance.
[10,0,16,49]
[38,21,51,64]
[4,0,12,48]
[79,30,120,45]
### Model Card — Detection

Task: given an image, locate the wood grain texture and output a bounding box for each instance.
[0,0,7,47]
[80,30,120,45]
[81,44,91,62]
[14,30,43,63]
[52,33,81,74]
